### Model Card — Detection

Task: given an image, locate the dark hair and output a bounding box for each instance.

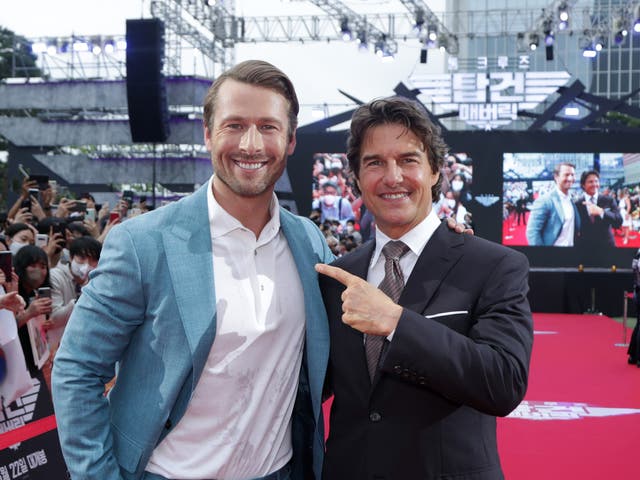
[203,60,299,140]
[14,245,50,299]
[69,236,102,261]
[580,169,600,187]
[5,222,31,239]
[67,221,91,237]
[78,192,95,203]
[346,96,448,198]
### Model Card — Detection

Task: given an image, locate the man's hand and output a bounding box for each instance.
[445,216,473,235]
[0,291,26,314]
[583,201,603,218]
[315,263,402,336]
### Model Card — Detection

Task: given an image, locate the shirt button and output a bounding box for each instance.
[393,365,402,374]
[369,412,382,422]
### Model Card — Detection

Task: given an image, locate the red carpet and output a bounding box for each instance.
[323,314,640,478]
[499,313,640,479]
[502,214,640,247]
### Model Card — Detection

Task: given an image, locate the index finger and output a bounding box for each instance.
[315,263,360,287]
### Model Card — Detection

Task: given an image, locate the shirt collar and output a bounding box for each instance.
[371,209,441,266]
[206,175,281,241]
[584,192,597,202]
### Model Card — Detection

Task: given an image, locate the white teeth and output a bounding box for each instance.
[236,162,264,170]
[382,193,407,199]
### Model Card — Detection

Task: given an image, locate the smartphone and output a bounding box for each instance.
[122,190,134,209]
[20,198,31,212]
[86,208,96,222]
[37,287,51,299]
[35,233,48,248]
[0,251,12,279]
[28,174,50,190]
[109,211,121,223]
[28,188,40,204]
[69,201,87,213]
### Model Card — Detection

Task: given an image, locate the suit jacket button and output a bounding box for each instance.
[165,419,172,429]
[394,365,402,374]
[418,376,426,385]
[402,368,410,378]
[369,412,382,422]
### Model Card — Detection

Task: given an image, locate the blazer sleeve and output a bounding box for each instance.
[381,248,533,417]
[526,196,549,246]
[52,224,146,480]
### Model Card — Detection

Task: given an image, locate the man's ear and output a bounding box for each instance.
[287,132,297,156]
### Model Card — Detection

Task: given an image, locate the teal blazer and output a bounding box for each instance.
[52,184,333,480]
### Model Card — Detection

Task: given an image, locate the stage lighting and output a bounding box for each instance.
[528,33,539,51]
[414,8,425,31]
[544,30,554,46]
[582,45,597,58]
[340,17,352,41]
[634,4,640,33]
[594,36,605,51]
[31,42,47,54]
[356,28,367,50]
[46,41,57,55]
[72,40,89,52]
[104,38,116,54]
[116,39,127,51]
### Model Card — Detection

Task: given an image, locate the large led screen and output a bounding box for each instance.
[502,152,640,248]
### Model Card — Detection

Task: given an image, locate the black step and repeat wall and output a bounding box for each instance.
[288,129,640,316]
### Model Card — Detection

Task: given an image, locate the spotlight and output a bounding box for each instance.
[31,42,47,54]
[558,2,569,30]
[356,28,367,50]
[582,44,597,57]
[634,4,640,33]
[72,40,89,52]
[116,39,127,50]
[340,17,352,41]
[103,39,116,54]
[414,8,425,31]
[544,30,554,46]
[92,45,102,55]
[46,42,57,55]
[528,33,539,51]
[594,36,605,51]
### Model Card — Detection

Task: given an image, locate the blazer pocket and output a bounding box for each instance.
[112,424,145,474]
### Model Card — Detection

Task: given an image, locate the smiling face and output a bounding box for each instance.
[554,164,575,194]
[582,173,600,197]
[355,123,440,239]
[204,79,296,205]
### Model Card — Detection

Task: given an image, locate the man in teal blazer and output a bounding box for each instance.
[52,61,333,480]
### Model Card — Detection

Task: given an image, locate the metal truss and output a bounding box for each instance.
[149,0,237,76]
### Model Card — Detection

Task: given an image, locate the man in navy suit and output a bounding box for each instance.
[316,97,533,479]
[526,162,579,246]
[53,60,333,480]
[574,169,622,248]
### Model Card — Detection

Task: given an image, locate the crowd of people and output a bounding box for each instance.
[310,151,474,257]
[0,176,150,398]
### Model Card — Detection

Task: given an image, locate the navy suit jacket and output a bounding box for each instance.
[574,194,622,247]
[321,224,533,480]
[52,184,333,480]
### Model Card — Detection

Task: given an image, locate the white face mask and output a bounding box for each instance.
[446,199,456,208]
[451,180,464,191]
[70,259,92,280]
[323,194,337,206]
[9,241,27,256]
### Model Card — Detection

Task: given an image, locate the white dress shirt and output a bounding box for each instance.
[369,210,442,340]
[146,176,305,479]
[554,187,575,246]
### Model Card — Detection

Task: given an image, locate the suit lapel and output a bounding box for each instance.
[163,185,216,380]
[399,223,464,315]
[280,212,329,418]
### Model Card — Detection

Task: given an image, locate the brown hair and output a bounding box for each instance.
[202,60,299,140]
[346,97,448,198]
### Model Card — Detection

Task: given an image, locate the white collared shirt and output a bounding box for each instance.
[368,210,441,339]
[554,187,575,247]
[146,176,305,479]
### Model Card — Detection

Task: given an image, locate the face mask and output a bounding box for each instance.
[9,241,27,256]
[26,268,45,288]
[446,199,456,208]
[346,225,354,233]
[70,260,92,280]
[323,194,337,206]
[451,180,464,191]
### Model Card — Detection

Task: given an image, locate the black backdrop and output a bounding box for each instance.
[287,129,640,315]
